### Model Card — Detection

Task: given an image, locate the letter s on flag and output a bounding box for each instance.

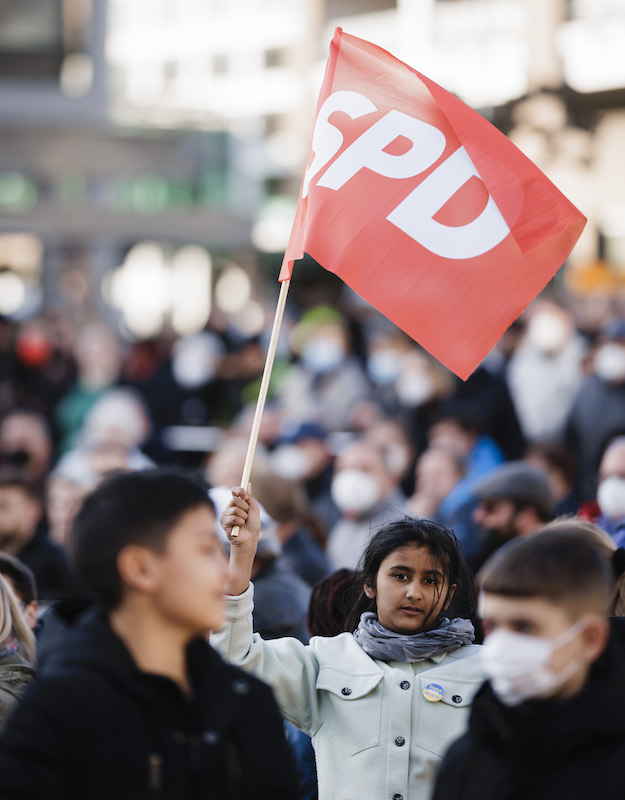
[280,29,586,380]
[303,90,377,197]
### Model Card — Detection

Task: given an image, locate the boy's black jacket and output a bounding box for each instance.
[0,607,300,800]
[432,620,625,800]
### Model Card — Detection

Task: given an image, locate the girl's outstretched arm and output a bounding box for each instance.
[222,484,261,596]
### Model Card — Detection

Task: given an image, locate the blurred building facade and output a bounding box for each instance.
[0,0,256,336]
[0,0,623,334]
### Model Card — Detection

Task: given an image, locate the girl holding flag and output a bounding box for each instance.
[214,485,485,800]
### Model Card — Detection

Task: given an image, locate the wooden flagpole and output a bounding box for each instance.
[229,278,291,537]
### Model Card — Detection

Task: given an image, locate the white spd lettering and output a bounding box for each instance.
[303,91,377,197]
[387,146,511,259]
[307,90,511,259]
[318,108,446,190]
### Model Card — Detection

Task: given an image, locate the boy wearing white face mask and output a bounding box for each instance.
[432,528,625,800]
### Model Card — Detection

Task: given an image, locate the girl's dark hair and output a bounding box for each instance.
[345,516,477,633]
[308,568,356,637]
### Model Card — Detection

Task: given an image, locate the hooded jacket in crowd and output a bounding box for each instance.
[432,629,625,800]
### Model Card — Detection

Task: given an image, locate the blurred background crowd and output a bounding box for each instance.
[0,0,624,641]
[3,287,625,621]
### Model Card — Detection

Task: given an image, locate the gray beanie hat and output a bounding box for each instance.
[473,461,552,518]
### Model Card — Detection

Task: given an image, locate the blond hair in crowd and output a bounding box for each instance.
[0,575,35,666]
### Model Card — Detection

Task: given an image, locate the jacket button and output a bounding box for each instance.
[393,795,403,800]
[394,736,405,747]
[452,695,462,704]
[400,680,410,690]
[341,687,352,696]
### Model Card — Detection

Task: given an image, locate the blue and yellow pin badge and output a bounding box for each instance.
[423,683,444,702]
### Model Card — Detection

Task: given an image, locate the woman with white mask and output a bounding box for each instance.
[278,308,371,432]
[326,440,408,571]
[565,318,625,501]
[507,301,586,443]
[595,436,625,546]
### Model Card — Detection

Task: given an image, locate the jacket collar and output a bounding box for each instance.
[316,630,455,671]
[45,606,226,723]
[469,635,625,764]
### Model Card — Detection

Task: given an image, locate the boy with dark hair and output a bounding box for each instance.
[433,527,625,800]
[0,470,299,800]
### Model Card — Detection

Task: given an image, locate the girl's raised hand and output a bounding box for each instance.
[223,485,261,596]
[221,485,261,545]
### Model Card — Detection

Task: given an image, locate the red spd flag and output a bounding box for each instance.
[280,29,586,380]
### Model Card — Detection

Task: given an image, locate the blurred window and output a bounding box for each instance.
[0,0,64,79]
[264,48,285,68]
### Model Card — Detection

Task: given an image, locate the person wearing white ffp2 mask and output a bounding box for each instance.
[477,573,607,710]
[596,436,625,546]
[432,529,619,800]
[594,341,625,384]
[326,440,407,571]
[480,618,590,706]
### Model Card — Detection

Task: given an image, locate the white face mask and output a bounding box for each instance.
[384,444,411,479]
[172,333,223,389]
[594,343,625,383]
[301,338,345,374]
[270,445,311,482]
[395,370,435,408]
[597,475,625,520]
[480,620,587,706]
[367,350,402,386]
[331,469,381,516]
[527,313,570,354]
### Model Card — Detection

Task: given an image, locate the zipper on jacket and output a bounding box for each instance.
[225,740,243,797]
[148,753,163,799]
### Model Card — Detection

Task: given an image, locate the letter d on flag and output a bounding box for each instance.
[280,29,586,380]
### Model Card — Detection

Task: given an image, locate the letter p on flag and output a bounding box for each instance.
[279,29,586,380]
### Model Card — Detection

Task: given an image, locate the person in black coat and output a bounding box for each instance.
[432,640,625,800]
[0,471,80,602]
[0,608,297,800]
[0,470,299,800]
[432,528,625,800]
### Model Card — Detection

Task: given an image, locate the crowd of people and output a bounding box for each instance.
[0,286,624,798]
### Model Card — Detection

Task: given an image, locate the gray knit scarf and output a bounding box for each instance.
[353,611,475,662]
